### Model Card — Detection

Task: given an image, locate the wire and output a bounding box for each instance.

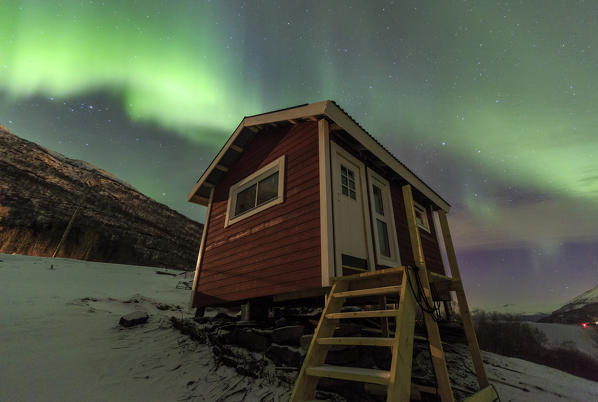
[491,383,501,402]
[406,265,442,321]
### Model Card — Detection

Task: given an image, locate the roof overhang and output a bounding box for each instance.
[187,100,450,212]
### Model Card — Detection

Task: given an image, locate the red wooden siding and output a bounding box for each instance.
[194,122,321,307]
[390,183,446,276]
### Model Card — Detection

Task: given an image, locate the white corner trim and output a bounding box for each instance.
[190,188,214,308]
[318,119,334,287]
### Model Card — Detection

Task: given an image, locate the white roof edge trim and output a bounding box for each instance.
[188,100,450,212]
[187,117,249,203]
[323,101,451,213]
[187,101,329,205]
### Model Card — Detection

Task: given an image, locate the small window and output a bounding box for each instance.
[341,165,356,200]
[414,202,430,232]
[367,169,401,267]
[225,156,285,227]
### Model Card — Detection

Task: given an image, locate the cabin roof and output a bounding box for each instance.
[187,100,451,212]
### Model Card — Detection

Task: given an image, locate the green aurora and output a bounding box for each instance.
[1,0,597,308]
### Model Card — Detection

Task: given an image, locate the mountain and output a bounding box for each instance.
[0,126,202,270]
[540,284,598,324]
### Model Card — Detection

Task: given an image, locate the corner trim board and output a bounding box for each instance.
[318,119,334,286]
[190,188,214,308]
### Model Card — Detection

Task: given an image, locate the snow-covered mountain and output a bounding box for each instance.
[540,283,598,324]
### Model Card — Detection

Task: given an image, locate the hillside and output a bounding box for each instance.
[0,126,202,270]
[2,253,598,402]
[540,283,598,324]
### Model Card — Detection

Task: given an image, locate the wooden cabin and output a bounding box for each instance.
[187,100,452,308]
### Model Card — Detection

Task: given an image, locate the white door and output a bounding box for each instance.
[330,142,374,277]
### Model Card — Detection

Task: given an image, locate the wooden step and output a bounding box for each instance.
[334,267,404,282]
[326,309,399,319]
[317,337,395,347]
[306,365,390,385]
[334,285,401,299]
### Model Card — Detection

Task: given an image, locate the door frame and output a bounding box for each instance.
[330,141,375,277]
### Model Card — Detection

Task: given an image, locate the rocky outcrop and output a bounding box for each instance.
[0,126,202,270]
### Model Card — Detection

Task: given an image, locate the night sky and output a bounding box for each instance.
[1,1,597,311]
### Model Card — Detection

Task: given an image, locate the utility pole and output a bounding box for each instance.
[50,176,94,268]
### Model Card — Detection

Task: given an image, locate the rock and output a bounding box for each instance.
[170,317,206,343]
[300,334,313,350]
[119,311,149,327]
[266,344,304,367]
[272,325,305,345]
[227,327,271,352]
[335,323,362,337]
[327,348,360,365]
[0,127,202,270]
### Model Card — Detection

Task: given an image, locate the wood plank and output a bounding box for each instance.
[317,337,395,347]
[230,144,243,153]
[333,285,401,299]
[402,184,455,402]
[334,266,404,282]
[290,281,349,401]
[462,386,498,402]
[318,118,334,287]
[326,309,399,319]
[386,266,417,401]
[190,188,214,307]
[199,250,321,293]
[273,287,327,302]
[215,164,229,172]
[438,210,489,389]
[306,365,390,386]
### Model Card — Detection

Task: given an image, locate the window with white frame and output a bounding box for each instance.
[367,168,401,266]
[413,202,430,232]
[225,156,285,226]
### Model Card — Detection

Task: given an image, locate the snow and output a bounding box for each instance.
[1,252,597,401]
[482,350,598,401]
[480,301,559,315]
[566,283,598,306]
[526,322,598,358]
[0,253,290,401]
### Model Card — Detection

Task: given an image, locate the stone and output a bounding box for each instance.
[228,327,271,352]
[300,334,313,350]
[272,325,305,345]
[119,311,149,327]
[266,344,304,368]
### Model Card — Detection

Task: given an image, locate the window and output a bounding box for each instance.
[414,202,430,232]
[367,168,401,266]
[341,165,356,200]
[225,156,285,227]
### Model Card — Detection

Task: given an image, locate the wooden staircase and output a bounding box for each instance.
[290,185,497,402]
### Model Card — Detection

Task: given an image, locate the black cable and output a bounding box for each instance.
[491,383,501,401]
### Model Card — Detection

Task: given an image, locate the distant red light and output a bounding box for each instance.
[581,322,587,328]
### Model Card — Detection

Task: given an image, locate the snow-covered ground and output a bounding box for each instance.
[526,322,598,358]
[1,253,597,401]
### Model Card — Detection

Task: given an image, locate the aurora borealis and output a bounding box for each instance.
[1,0,597,311]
